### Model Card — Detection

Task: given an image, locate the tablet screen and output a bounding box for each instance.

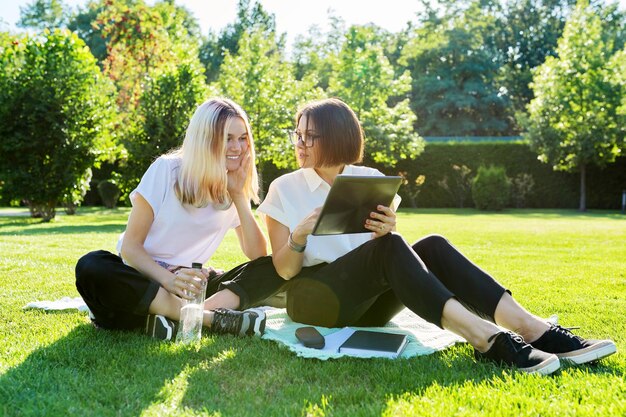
[311,175,402,236]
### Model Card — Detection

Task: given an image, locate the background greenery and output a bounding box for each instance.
[0,208,624,416]
[1,0,625,215]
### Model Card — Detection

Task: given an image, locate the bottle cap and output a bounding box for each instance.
[191,262,202,269]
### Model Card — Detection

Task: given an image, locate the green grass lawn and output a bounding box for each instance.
[0,207,625,416]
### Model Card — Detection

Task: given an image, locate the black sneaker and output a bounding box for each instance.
[530,324,616,364]
[210,308,266,337]
[145,314,178,341]
[474,331,560,375]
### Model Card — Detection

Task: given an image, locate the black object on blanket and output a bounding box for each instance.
[295,326,325,349]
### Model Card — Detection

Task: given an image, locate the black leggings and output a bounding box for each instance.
[286,234,508,329]
[75,251,287,330]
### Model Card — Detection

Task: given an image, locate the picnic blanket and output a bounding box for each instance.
[23,296,90,313]
[261,307,464,360]
[23,297,466,359]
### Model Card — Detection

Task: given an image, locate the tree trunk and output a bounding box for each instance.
[579,163,586,212]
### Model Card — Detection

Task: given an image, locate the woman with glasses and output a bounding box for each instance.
[75,98,286,340]
[257,98,615,374]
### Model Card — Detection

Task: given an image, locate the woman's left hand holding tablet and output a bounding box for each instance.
[365,205,396,238]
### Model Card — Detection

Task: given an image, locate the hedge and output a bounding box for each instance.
[382,141,626,209]
[82,142,625,210]
[262,141,626,209]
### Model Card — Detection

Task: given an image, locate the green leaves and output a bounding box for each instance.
[328,25,424,167]
[0,30,116,220]
[525,0,624,172]
[217,29,323,170]
[523,0,625,210]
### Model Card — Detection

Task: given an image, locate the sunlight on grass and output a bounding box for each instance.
[0,207,624,416]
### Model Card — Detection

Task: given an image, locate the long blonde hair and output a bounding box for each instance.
[169,98,259,207]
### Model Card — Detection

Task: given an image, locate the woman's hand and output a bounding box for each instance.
[292,207,322,244]
[227,150,250,198]
[163,267,206,300]
[365,205,397,238]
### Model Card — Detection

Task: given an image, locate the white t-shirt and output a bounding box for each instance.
[257,165,401,267]
[116,156,240,267]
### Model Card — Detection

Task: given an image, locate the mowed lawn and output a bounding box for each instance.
[0,207,624,417]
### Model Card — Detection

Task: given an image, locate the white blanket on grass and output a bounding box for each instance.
[23,297,466,359]
[23,296,91,312]
[260,306,464,360]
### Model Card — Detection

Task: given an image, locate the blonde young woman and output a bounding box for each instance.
[257,98,616,375]
[76,98,286,340]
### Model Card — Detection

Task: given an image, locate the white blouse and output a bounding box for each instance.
[257,165,401,267]
[116,156,240,267]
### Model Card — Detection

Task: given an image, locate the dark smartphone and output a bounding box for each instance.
[295,326,325,349]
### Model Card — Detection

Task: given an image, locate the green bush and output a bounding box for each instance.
[471,165,511,210]
[97,180,121,209]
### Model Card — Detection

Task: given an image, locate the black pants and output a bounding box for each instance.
[75,250,287,331]
[286,234,508,329]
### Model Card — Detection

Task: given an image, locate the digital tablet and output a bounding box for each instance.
[311,175,402,236]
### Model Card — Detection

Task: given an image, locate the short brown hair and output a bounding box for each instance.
[296,98,364,167]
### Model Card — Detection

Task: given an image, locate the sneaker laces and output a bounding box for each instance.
[492,331,528,353]
[212,308,240,334]
[551,324,584,342]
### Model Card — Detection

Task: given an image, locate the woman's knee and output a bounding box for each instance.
[413,234,450,252]
[375,232,410,251]
[75,250,112,284]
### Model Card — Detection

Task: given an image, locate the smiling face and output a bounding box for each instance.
[225,117,249,171]
[294,114,321,169]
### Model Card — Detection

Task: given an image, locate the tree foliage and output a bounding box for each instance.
[292,13,346,90]
[17,0,68,30]
[523,0,624,210]
[493,0,575,116]
[216,29,323,170]
[328,25,424,167]
[0,30,116,220]
[123,63,208,195]
[93,0,200,113]
[199,0,279,83]
[400,1,514,136]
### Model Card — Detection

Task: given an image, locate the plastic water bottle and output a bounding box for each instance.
[176,262,207,344]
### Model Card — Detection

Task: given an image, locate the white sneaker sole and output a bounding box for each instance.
[556,340,617,364]
[145,315,174,341]
[522,354,561,375]
[244,308,266,337]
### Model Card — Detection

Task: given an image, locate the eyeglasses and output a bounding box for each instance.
[288,130,319,148]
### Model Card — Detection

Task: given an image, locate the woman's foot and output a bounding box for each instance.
[529,324,616,364]
[474,331,560,375]
[209,308,266,337]
[145,314,177,341]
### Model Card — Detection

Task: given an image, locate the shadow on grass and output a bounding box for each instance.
[1,322,621,416]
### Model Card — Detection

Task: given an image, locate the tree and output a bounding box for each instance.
[216,29,323,171]
[493,0,576,117]
[329,25,424,167]
[292,13,346,90]
[400,1,514,136]
[67,1,108,63]
[0,30,116,221]
[17,0,68,30]
[199,0,279,83]
[610,47,626,126]
[123,63,208,194]
[523,0,624,211]
[93,0,200,114]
